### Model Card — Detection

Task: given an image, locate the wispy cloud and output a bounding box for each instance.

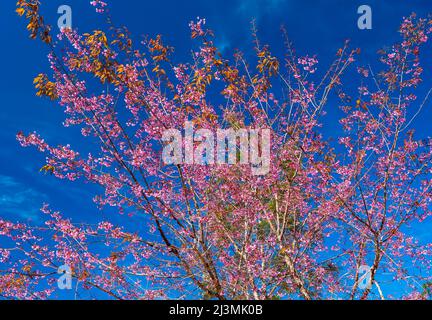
[0,175,47,222]
[215,36,230,53]
[236,0,287,21]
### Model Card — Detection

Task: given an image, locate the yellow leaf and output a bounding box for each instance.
[16,8,25,16]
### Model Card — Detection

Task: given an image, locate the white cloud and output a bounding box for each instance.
[0,175,47,222]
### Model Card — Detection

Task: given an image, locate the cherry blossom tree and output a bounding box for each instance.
[1,0,431,300]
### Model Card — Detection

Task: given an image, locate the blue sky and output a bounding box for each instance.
[0,0,432,298]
